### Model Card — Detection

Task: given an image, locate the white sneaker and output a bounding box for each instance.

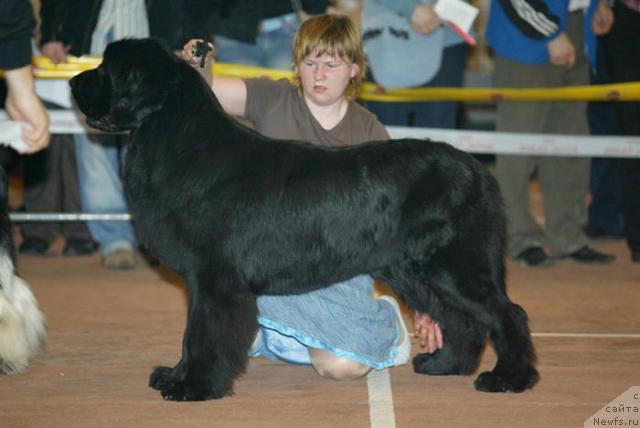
[377,295,411,366]
[249,329,264,356]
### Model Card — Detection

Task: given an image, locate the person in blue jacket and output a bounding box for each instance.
[486,0,616,267]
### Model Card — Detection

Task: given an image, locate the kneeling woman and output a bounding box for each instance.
[183,14,441,380]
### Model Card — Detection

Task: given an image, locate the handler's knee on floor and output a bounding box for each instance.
[309,348,371,381]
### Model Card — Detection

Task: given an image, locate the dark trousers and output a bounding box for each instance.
[493,12,591,257]
[21,132,93,244]
[605,2,640,252]
[586,37,623,236]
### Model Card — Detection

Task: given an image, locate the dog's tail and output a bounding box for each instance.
[0,166,46,374]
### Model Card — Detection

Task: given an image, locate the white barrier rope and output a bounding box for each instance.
[1,111,639,222]
[9,213,131,222]
[2,110,639,158]
[389,126,640,158]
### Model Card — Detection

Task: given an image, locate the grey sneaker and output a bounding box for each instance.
[103,248,137,270]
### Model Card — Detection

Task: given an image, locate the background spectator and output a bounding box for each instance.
[486,0,615,267]
[584,36,624,241]
[38,0,186,269]
[195,0,330,70]
[0,0,49,154]
[362,0,469,129]
[604,0,640,262]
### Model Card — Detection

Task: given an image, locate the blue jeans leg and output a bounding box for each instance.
[74,133,136,257]
[215,26,297,70]
[213,35,263,66]
[258,24,297,70]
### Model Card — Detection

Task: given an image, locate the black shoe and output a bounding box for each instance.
[19,238,50,255]
[561,246,616,264]
[631,251,640,263]
[584,224,623,240]
[514,247,553,267]
[63,239,99,257]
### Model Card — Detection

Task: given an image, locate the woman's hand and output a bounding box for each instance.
[180,39,215,86]
[414,312,443,353]
[4,65,50,153]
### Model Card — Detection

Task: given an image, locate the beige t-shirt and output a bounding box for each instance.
[243,78,389,147]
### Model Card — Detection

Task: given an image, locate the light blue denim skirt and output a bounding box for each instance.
[251,275,401,369]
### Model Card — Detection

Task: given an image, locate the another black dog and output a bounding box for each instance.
[70,38,538,401]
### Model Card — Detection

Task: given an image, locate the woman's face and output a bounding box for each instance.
[298,50,360,107]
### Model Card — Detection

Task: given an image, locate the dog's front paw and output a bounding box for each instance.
[474,369,539,393]
[161,378,231,401]
[149,366,232,401]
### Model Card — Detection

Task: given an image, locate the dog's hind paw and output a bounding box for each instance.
[474,369,539,393]
[412,351,466,375]
[149,366,173,391]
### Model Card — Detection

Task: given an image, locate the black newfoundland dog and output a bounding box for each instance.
[70,38,538,401]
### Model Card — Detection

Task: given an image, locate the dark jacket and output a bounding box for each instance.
[0,0,36,69]
[39,0,187,55]
[195,0,329,44]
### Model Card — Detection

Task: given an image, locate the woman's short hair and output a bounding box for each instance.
[292,14,366,101]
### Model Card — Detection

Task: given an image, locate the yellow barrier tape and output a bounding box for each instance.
[5,56,639,103]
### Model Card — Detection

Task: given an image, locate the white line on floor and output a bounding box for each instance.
[367,369,396,428]
[532,332,640,339]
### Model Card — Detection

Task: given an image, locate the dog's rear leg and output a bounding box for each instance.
[434,277,538,392]
[412,306,485,376]
[402,262,538,392]
[474,301,539,393]
[149,269,258,401]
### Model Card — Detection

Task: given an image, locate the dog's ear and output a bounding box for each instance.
[105,39,180,129]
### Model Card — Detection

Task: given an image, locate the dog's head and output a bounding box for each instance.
[70,38,181,132]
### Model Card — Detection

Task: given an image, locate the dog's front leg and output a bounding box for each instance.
[149,270,258,401]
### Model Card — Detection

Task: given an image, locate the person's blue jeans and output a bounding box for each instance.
[364,44,467,128]
[74,133,136,257]
[214,15,299,70]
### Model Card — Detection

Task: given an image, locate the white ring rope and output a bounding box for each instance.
[2,110,639,158]
[1,111,639,222]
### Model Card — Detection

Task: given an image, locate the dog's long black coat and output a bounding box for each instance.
[70,38,538,401]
